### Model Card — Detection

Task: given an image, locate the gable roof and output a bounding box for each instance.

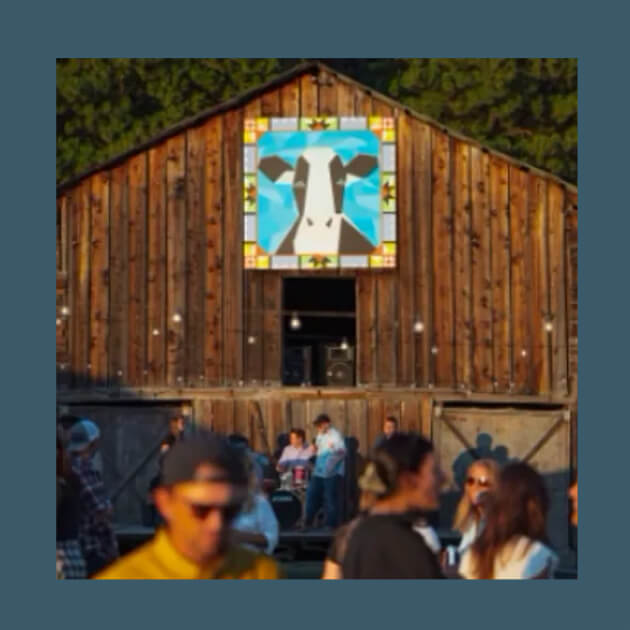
[57,60,577,195]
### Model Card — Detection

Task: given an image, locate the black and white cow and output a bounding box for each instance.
[259,147,378,255]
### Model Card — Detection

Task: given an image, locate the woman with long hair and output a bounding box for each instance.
[453,459,500,554]
[459,462,558,579]
[341,432,445,579]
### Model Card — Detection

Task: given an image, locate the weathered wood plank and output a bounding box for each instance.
[336,79,355,116]
[262,273,281,384]
[243,97,265,384]
[147,144,167,386]
[185,126,205,386]
[453,140,472,390]
[471,148,493,392]
[397,113,414,385]
[565,190,578,397]
[318,70,336,116]
[300,72,318,117]
[166,135,187,387]
[203,118,224,385]
[509,166,531,393]
[373,99,397,384]
[431,129,455,387]
[528,175,551,394]
[222,109,244,384]
[420,393,433,439]
[109,166,129,386]
[411,120,433,387]
[548,182,568,395]
[367,397,384,452]
[347,399,368,457]
[357,272,376,385]
[490,156,512,391]
[280,79,300,119]
[89,173,109,386]
[128,154,147,387]
[77,180,92,387]
[401,397,420,434]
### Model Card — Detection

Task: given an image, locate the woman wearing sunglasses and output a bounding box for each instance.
[459,462,558,579]
[453,459,500,556]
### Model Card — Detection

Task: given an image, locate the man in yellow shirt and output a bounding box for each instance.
[95,432,283,579]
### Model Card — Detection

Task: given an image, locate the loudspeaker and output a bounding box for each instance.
[283,346,312,385]
[324,344,355,386]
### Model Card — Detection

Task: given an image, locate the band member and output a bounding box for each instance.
[304,414,346,529]
[276,428,314,473]
[372,416,399,452]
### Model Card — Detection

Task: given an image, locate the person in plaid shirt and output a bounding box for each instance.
[68,419,119,576]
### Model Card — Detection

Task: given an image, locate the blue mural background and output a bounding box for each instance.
[257,129,380,254]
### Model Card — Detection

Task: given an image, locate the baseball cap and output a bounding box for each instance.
[67,419,101,453]
[313,413,331,426]
[160,431,249,488]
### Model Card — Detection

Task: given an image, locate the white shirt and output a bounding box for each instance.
[232,493,280,555]
[459,536,559,579]
[314,427,346,477]
[277,444,314,468]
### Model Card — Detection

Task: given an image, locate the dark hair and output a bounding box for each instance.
[469,462,550,579]
[289,428,306,441]
[371,432,434,496]
[57,414,80,430]
[385,416,398,426]
[314,413,331,425]
[227,433,249,449]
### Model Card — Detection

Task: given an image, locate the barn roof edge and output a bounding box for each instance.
[56,60,577,196]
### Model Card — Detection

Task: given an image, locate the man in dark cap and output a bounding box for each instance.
[95,432,282,579]
[304,414,346,530]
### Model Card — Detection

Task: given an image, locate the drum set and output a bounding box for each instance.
[270,464,311,530]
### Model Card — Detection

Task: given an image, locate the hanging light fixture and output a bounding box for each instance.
[56,318,62,327]
[413,320,425,334]
[247,335,256,345]
[172,312,183,324]
[289,312,301,331]
[152,328,160,336]
[340,337,349,351]
[60,305,70,318]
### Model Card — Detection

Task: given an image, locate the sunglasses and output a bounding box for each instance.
[180,498,242,522]
[466,476,491,488]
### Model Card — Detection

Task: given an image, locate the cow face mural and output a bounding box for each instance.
[243,116,397,270]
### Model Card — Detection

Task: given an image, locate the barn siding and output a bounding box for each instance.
[57,67,576,401]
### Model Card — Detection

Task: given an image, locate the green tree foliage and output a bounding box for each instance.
[57,58,577,184]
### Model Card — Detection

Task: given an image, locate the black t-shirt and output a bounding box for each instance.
[342,512,444,579]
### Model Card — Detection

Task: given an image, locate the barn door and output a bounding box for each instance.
[432,404,574,569]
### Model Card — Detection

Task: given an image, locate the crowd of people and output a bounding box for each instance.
[56,411,578,580]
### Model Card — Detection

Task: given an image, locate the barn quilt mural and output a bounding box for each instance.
[243,116,397,269]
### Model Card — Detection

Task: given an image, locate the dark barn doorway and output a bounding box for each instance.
[282,278,356,387]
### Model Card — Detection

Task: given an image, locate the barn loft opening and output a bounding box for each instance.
[282,277,356,387]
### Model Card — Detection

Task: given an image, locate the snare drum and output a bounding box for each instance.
[270,489,303,530]
[291,465,309,487]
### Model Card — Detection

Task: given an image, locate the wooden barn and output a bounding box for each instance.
[56,61,577,566]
